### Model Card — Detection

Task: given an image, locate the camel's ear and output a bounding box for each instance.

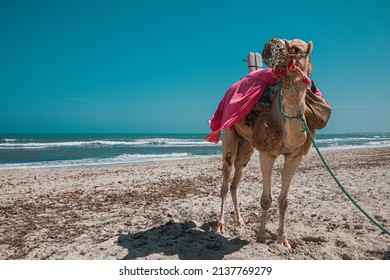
[306,41,313,55]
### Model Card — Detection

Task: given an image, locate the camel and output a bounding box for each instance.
[215,38,315,248]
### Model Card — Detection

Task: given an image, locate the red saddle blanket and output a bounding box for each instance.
[205,68,277,143]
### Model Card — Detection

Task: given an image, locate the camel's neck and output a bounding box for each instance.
[282,74,306,110]
[281,75,307,148]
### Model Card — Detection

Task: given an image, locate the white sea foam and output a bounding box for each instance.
[0,152,216,170]
[132,138,219,147]
[2,138,17,142]
[0,141,94,149]
[315,136,389,144]
[319,141,390,151]
[365,140,390,146]
[0,138,219,150]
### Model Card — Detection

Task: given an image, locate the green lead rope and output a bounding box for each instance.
[278,78,390,236]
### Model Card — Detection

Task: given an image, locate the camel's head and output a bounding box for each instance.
[262,38,313,76]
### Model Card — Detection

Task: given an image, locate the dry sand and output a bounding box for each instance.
[0,147,389,260]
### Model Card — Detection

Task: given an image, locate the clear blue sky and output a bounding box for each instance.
[1,0,389,134]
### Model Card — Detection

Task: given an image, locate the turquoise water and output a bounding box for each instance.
[0,132,389,169]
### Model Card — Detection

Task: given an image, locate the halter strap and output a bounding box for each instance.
[272,40,311,85]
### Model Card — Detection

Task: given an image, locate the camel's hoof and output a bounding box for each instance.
[255,230,267,243]
[215,223,225,233]
[257,236,267,244]
[277,233,292,249]
[237,218,245,227]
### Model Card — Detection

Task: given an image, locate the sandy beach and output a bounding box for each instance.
[0,147,389,260]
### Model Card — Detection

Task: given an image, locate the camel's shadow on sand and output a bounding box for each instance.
[117,221,249,260]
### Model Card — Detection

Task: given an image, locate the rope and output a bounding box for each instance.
[277,78,390,236]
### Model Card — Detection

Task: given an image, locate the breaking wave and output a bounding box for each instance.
[0,152,211,170]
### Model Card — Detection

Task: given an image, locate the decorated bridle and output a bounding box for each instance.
[271,39,312,85]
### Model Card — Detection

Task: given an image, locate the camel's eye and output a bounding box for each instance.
[293,47,300,53]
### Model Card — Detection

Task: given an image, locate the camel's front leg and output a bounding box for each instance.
[278,155,302,248]
[257,153,276,243]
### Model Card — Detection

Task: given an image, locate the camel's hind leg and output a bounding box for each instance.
[216,129,238,233]
[230,138,254,227]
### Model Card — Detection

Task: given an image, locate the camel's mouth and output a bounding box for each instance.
[262,38,290,71]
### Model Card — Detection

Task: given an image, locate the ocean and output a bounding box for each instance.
[1,132,390,170]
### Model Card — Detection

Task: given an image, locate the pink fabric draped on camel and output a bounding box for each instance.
[205,68,277,143]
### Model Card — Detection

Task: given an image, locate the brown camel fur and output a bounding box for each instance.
[216,39,314,248]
